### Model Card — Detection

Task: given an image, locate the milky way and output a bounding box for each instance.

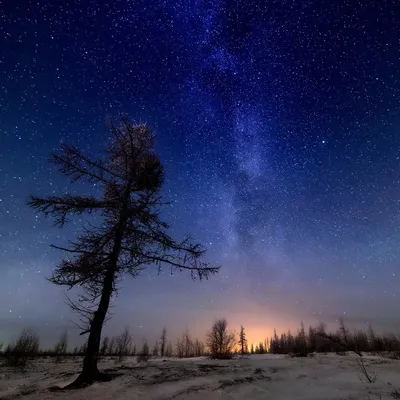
[1,0,400,346]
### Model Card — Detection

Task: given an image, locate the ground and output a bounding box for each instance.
[1,353,400,399]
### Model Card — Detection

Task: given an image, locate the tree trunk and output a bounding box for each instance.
[66,209,128,389]
[80,269,115,384]
[64,266,115,388]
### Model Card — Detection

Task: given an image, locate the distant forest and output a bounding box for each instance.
[2,318,400,369]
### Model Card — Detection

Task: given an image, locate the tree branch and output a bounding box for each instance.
[27,194,113,226]
[120,246,219,280]
[50,144,123,185]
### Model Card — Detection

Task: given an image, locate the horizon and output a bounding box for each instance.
[2,311,400,350]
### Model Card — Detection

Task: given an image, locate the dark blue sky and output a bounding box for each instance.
[1,0,400,346]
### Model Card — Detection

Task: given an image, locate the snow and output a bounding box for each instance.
[1,353,400,399]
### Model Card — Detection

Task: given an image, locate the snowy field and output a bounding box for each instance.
[1,353,400,400]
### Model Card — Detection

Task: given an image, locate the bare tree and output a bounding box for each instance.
[367,325,379,353]
[176,329,196,358]
[137,340,150,362]
[4,329,40,368]
[160,327,167,357]
[165,341,173,357]
[238,325,247,355]
[152,342,159,357]
[99,336,109,358]
[176,336,184,358]
[295,321,307,357]
[183,329,194,357]
[54,330,68,363]
[205,319,236,359]
[193,339,205,357]
[308,326,317,353]
[338,318,353,349]
[353,354,377,383]
[115,327,132,362]
[27,116,219,387]
[176,330,192,358]
[79,342,88,355]
[108,337,115,356]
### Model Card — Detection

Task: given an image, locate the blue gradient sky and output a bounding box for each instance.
[1,0,400,347]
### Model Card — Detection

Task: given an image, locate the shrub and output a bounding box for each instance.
[4,329,40,368]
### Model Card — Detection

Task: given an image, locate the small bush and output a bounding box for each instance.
[352,355,377,383]
[4,329,40,368]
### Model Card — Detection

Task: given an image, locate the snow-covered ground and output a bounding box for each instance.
[1,353,400,399]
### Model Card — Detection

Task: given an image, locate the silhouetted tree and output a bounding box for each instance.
[184,329,194,357]
[250,343,254,354]
[27,116,219,387]
[206,318,236,359]
[160,327,167,357]
[337,318,353,350]
[137,340,150,362]
[287,331,294,354]
[238,325,247,355]
[314,322,330,353]
[193,339,205,357]
[108,337,115,356]
[152,342,159,357]
[308,326,317,353]
[54,330,68,363]
[258,341,266,354]
[116,327,132,362]
[99,336,109,358]
[353,329,369,353]
[382,333,400,355]
[176,329,195,358]
[79,342,88,355]
[176,336,186,358]
[295,321,307,356]
[269,329,279,353]
[165,341,173,357]
[279,333,287,354]
[367,325,379,353]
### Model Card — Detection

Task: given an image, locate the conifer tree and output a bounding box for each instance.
[28,116,219,387]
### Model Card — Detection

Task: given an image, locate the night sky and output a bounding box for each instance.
[1,0,400,347]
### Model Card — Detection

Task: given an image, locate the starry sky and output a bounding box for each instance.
[1,0,400,347]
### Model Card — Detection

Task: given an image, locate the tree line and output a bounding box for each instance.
[3,317,400,370]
